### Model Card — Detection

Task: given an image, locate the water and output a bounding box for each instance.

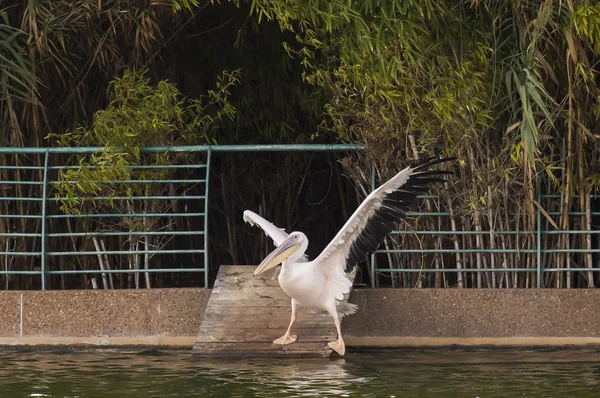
[1,348,600,397]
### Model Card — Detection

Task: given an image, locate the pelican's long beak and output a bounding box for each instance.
[253,237,300,277]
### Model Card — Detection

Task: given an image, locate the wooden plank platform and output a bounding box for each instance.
[191,265,337,359]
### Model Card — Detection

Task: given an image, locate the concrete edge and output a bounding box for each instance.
[344,336,600,347]
[0,336,197,347]
[4,336,600,349]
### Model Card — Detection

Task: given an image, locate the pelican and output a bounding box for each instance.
[244,158,454,355]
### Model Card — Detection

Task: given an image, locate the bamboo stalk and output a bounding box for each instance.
[515,208,521,288]
[4,239,9,290]
[468,149,486,287]
[408,135,441,287]
[463,222,473,288]
[168,183,178,232]
[487,186,497,288]
[134,240,140,289]
[498,219,509,288]
[436,207,447,287]
[563,50,575,287]
[383,238,397,288]
[99,239,114,289]
[557,139,567,288]
[91,236,108,289]
[143,212,151,289]
[585,192,595,288]
[128,230,134,288]
[503,177,514,288]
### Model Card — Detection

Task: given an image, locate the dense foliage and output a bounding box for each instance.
[2,0,600,289]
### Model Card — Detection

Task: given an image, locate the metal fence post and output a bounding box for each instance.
[203,147,212,288]
[536,189,542,288]
[40,150,50,290]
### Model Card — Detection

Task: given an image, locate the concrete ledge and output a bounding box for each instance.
[0,288,209,339]
[344,336,600,348]
[0,336,196,346]
[342,289,600,339]
[3,288,600,348]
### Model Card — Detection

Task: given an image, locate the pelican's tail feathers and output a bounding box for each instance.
[336,302,358,318]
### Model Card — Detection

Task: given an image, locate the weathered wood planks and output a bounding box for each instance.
[191,265,337,358]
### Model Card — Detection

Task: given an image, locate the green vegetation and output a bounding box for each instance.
[1,0,600,289]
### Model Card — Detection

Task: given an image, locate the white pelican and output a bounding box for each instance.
[244,158,454,355]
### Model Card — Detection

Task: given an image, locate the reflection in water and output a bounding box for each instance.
[0,349,600,397]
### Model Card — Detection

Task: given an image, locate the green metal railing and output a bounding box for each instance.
[2,144,599,289]
[0,146,213,289]
[369,168,600,287]
[0,144,362,290]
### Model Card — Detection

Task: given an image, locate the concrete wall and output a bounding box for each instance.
[0,289,209,346]
[342,289,600,347]
[2,288,600,347]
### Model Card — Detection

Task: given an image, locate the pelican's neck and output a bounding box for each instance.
[286,247,307,264]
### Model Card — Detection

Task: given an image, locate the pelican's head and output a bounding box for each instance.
[253,232,308,277]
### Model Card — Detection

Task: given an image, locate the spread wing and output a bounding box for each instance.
[243,210,309,263]
[314,158,454,299]
[243,210,289,247]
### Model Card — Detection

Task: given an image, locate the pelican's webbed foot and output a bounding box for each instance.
[273,333,297,345]
[328,339,345,356]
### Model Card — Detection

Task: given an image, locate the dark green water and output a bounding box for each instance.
[1,348,600,397]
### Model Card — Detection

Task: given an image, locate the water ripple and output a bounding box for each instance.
[0,349,599,397]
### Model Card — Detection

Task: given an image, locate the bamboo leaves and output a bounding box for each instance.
[0,9,38,103]
[572,2,600,55]
[51,69,239,214]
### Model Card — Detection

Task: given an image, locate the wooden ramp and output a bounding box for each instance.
[192,265,337,359]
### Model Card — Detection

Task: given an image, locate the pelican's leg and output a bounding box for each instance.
[273,299,298,345]
[327,316,345,356]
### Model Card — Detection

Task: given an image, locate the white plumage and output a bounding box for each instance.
[245,158,453,355]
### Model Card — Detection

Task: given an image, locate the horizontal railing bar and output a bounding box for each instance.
[543,268,600,272]
[47,230,204,238]
[0,197,43,201]
[0,233,41,237]
[0,166,44,170]
[49,179,206,184]
[375,268,600,273]
[52,195,206,201]
[0,252,42,256]
[0,144,365,155]
[0,181,42,185]
[0,271,41,275]
[3,267,593,275]
[0,215,42,219]
[46,268,205,274]
[47,212,204,219]
[47,249,205,255]
[542,230,600,234]
[377,248,600,254]
[49,164,207,170]
[541,249,600,253]
[375,268,534,273]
